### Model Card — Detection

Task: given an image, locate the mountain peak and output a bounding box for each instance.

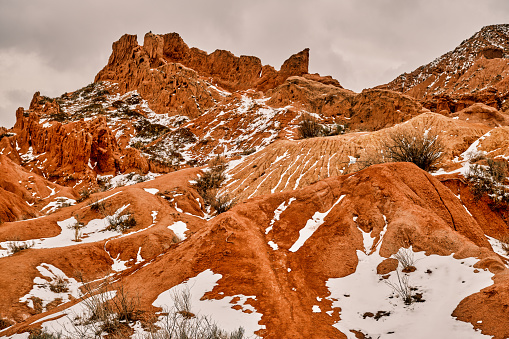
[379,24,509,108]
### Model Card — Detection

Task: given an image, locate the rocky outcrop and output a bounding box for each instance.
[10,100,150,185]
[380,24,509,112]
[1,163,507,338]
[267,76,424,131]
[0,154,75,222]
[95,33,341,118]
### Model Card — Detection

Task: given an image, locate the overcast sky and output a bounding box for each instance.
[1,0,508,128]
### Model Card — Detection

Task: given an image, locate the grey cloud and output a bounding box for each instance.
[1,0,508,128]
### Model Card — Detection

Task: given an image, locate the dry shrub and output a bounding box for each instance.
[193,156,236,214]
[0,317,13,330]
[7,238,34,254]
[210,194,237,214]
[382,127,444,172]
[466,158,509,205]
[193,156,227,196]
[28,329,61,339]
[358,126,444,172]
[106,213,137,232]
[298,114,323,139]
[500,235,509,255]
[48,276,69,293]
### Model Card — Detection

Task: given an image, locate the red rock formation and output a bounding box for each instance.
[379,24,509,112]
[1,163,507,338]
[11,101,150,186]
[267,76,424,131]
[95,33,341,118]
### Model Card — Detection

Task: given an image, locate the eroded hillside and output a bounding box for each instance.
[1,27,509,339]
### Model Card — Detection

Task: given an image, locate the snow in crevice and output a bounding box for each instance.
[289,195,345,252]
[265,198,296,235]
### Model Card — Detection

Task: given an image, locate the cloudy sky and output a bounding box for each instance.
[1,0,508,128]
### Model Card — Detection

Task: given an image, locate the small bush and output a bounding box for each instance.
[0,317,13,330]
[298,114,324,139]
[47,276,69,294]
[241,148,256,156]
[7,238,34,254]
[143,289,246,339]
[382,128,444,172]
[384,270,413,305]
[126,94,141,105]
[89,199,107,215]
[500,235,509,255]
[68,215,85,242]
[73,278,143,337]
[28,329,61,339]
[393,247,415,271]
[210,194,236,214]
[466,158,509,204]
[358,127,444,172]
[106,213,137,232]
[77,188,91,203]
[193,156,227,197]
[323,124,347,136]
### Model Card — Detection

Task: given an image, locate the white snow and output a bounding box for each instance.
[167,221,188,240]
[266,198,296,234]
[19,263,81,312]
[0,205,130,257]
[143,188,159,195]
[41,197,76,214]
[326,249,494,339]
[289,195,345,252]
[268,241,278,250]
[152,269,263,335]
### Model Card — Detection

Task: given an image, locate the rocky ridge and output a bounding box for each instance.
[0,27,509,339]
[380,24,509,114]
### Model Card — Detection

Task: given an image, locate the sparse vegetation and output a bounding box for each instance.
[382,127,444,172]
[28,329,62,339]
[210,194,237,214]
[77,188,92,202]
[500,235,509,255]
[193,156,227,196]
[69,278,144,338]
[358,126,444,172]
[393,247,415,272]
[466,158,509,205]
[134,119,171,138]
[47,276,69,294]
[383,247,420,305]
[7,238,34,254]
[89,198,107,215]
[384,270,413,305]
[142,288,246,339]
[67,214,85,242]
[106,212,137,232]
[297,114,347,139]
[192,156,236,214]
[297,114,323,139]
[0,317,13,330]
[50,111,69,123]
